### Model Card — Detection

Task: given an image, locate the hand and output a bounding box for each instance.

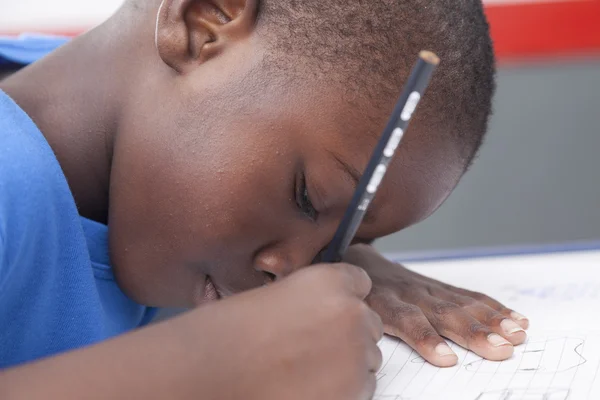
[0,264,382,400]
[197,263,384,400]
[344,244,529,367]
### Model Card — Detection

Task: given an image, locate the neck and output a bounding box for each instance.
[0,3,158,224]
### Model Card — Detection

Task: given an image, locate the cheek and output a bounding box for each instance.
[108,114,301,300]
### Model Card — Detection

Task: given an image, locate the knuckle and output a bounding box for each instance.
[411,327,438,348]
[353,299,372,319]
[308,264,346,287]
[368,308,384,337]
[334,296,365,320]
[485,312,506,326]
[337,262,361,273]
[468,322,491,336]
[351,243,372,253]
[374,346,384,369]
[340,262,368,276]
[457,296,478,308]
[390,303,422,321]
[339,263,372,293]
[498,306,512,315]
[461,299,494,318]
[329,262,361,280]
[293,264,323,282]
[375,320,385,340]
[430,301,461,320]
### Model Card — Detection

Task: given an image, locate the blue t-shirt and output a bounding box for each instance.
[0,90,156,368]
[0,34,69,66]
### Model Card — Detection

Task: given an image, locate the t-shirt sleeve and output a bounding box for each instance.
[0,214,4,289]
[0,108,47,292]
[0,97,43,292]
[0,171,7,290]
[0,143,51,292]
[0,89,84,306]
[0,168,14,292]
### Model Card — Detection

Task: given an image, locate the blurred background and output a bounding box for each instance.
[2,0,599,255]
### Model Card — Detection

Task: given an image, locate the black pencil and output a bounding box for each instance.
[322,51,440,263]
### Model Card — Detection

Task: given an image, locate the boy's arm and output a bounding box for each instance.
[0,311,210,400]
[1,264,383,400]
[345,244,530,367]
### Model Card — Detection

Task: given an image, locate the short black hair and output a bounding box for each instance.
[256,0,496,168]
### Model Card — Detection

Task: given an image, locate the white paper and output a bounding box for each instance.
[376,249,600,400]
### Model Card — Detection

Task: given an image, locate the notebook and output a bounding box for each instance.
[376,249,600,400]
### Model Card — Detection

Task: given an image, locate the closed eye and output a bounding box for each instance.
[296,173,319,222]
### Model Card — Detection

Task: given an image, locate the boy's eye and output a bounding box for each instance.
[296,174,319,222]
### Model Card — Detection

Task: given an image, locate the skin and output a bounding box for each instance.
[0,0,530,393]
[2,265,384,400]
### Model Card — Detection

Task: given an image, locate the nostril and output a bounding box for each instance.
[263,271,277,284]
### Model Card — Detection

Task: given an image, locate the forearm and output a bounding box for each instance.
[0,309,218,400]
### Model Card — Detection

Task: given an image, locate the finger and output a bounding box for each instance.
[372,296,458,367]
[361,373,378,400]
[365,306,385,343]
[330,263,373,299]
[367,342,384,373]
[406,271,531,331]
[452,287,530,330]
[427,288,527,346]
[419,295,514,361]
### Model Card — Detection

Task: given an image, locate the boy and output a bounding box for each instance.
[0,0,529,398]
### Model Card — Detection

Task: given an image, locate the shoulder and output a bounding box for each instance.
[0,91,77,285]
[0,90,66,212]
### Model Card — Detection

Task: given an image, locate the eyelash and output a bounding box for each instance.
[296,174,319,222]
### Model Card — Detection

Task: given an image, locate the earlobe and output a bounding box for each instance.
[155,0,258,74]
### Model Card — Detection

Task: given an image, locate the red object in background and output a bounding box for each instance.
[485,0,600,60]
[2,0,600,62]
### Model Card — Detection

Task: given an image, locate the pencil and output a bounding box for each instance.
[322,51,440,263]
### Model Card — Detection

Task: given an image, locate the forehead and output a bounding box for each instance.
[179,69,465,239]
[279,85,465,238]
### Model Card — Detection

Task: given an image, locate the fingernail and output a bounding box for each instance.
[435,343,456,357]
[511,311,528,321]
[488,333,512,347]
[501,319,525,335]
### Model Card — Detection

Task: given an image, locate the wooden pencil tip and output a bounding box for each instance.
[419,50,440,66]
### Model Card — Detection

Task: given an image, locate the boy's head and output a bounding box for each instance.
[106,0,495,306]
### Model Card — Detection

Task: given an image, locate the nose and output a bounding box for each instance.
[254,243,321,280]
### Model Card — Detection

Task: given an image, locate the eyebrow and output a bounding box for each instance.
[327,150,377,224]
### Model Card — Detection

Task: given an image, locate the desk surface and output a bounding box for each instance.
[387,240,600,264]
[377,245,600,400]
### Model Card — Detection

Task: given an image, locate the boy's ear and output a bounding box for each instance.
[155,0,258,73]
